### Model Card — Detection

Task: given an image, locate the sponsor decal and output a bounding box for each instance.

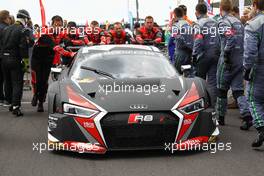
[128,113,153,124]
[83,122,95,128]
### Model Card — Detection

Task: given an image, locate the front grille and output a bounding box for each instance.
[101,112,178,150]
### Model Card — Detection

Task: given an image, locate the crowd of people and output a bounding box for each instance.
[0,0,264,148]
[0,11,163,115]
[169,0,264,148]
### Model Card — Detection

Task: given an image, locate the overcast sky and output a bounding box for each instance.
[0,0,198,25]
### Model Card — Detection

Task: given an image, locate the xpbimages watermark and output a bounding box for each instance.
[35,26,101,36]
[164,141,232,154]
[171,25,232,38]
[98,82,166,96]
[32,142,101,154]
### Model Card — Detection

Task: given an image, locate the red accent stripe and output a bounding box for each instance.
[176,112,199,142]
[174,136,209,150]
[31,70,36,84]
[63,141,106,154]
[128,113,140,124]
[66,86,98,110]
[179,82,200,108]
[75,117,105,147]
[31,70,37,94]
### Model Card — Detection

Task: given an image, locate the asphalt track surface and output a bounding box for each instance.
[0,91,263,176]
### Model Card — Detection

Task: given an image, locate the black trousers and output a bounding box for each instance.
[2,57,24,106]
[31,60,52,103]
[0,59,5,101]
[196,57,218,79]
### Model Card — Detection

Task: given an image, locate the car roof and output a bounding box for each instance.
[80,44,161,54]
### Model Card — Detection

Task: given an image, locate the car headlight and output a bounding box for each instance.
[63,103,99,118]
[179,98,204,115]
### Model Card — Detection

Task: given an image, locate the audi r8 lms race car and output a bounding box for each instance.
[47,45,219,154]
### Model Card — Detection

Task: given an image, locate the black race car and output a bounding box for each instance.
[48,45,219,154]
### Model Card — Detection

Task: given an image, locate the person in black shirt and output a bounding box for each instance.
[1,9,33,116]
[0,10,11,106]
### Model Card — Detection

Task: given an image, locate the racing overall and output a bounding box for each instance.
[244,12,264,130]
[136,26,162,44]
[85,28,107,45]
[31,29,74,107]
[64,30,88,47]
[62,30,87,65]
[192,16,220,103]
[172,19,193,74]
[216,14,251,123]
[108,30,134,44]
[31,34,55,105]
[168,36,176,64]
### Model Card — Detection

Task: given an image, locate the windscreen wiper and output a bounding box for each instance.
[80,66,115,79]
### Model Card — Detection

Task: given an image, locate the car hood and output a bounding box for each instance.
[64,77,188,112]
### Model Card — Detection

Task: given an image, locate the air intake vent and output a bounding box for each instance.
[88,92,96,98]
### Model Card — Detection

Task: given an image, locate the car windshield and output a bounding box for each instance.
[72,51,178,79]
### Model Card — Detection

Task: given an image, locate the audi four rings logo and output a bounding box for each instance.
[129,104,148,110]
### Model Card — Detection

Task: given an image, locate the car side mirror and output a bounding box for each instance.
[51,67,62,81]
[181,65,192,78]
